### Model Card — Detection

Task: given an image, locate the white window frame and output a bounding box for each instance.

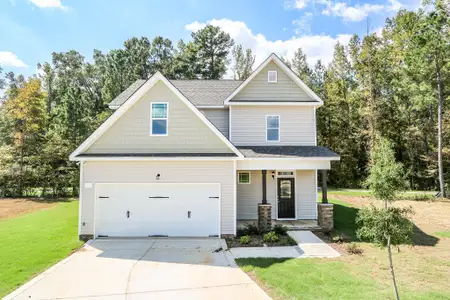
[150,102,169,136]
[266,115,280,142]
[238,171,251,184]
[268,70,278,83]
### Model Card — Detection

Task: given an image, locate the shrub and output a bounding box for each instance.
[263,231,279,243]
[239,235,250,245]
[331,231,344,243]
[272,224,288,236]
[356,205,414,246]
[237,223,261,236]
[345,242,363,255]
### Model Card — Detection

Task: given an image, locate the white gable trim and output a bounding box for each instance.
[70,72,244,160]
[224,53,324,105]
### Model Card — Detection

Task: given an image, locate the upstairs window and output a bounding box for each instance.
[268,70,278,83]
[266,115,280,142]
[150,103,168,136]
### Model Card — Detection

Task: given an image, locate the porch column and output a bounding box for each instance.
[321,169,328,204]
[258,169,271,231]
[262,170,267,204]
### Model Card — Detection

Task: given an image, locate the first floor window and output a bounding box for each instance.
[266,115,279,141]
[151,103,168,136]
[238,172,251,184]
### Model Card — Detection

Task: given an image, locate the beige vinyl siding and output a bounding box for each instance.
[237,170,276,220]
[296,170,317,219]
[200,108,229,138]
[230,105,315,146]
[80,160,235,236]
[232,61,313,102]
[236,169,317,220]
[85,81,233,154]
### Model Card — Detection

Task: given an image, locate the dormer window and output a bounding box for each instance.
[268,70,277,83]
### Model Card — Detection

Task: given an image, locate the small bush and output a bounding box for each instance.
[240,235,250,244]
[272,224,288,236]
[331,232,344,243]
[263,231,279,243]
[345,242,363,255]
[237,223,261,236]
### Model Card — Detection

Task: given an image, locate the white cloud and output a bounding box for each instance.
[292,12,314,34]
[0,52,28,68]
[285,0,312,10]
[28,0,68,10]
[322,0,403,22]
[184,18,352,78]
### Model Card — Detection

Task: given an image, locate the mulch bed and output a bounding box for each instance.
[0,198,57,220]
[226,235,297,248]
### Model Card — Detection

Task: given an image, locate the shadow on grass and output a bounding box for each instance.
[331,200,439,246]
[235,257,293,268]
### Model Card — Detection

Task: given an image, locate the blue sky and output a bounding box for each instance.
[0,0,421,78]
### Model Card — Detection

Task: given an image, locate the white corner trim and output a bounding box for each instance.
[224,53,324,105]
[69,72,244,160]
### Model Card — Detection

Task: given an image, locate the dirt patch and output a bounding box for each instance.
[0,198,57,220]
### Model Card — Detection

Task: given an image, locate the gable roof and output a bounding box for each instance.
[70,72,244,160]
[108,79,243,109]
[224,53,324,106]
[237,146,339,159]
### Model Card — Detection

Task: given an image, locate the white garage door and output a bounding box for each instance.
[95,183,220,237]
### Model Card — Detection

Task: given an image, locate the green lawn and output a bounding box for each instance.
[435,231,450,238]
[0,200,82,298]
[325,188,436,200]
[237,196,450,300]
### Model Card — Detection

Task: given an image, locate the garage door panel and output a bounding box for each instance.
[95,183,220,237]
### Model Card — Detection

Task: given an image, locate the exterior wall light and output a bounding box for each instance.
[271,171,275,179]
[156,173,161,180]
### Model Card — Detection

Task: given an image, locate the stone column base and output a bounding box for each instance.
[258,204,272,232]
[318,203,334,232]
[79,234,94,242]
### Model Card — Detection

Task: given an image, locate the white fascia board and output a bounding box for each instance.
[226,102,322,107]
[108,105,120,110]
[224,53,324,105]
[70,72,244,160]
[72,156,240,162]
[237,159,333,170]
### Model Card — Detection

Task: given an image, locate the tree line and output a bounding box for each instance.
[0,1,448,197]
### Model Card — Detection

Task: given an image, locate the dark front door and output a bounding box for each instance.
[277,178,295,218]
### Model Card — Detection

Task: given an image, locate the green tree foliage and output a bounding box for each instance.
[358,137,412,300]
[365,138,406,202]
[0,2,448,196]
[292,47,311,85]
[231,45,255,80]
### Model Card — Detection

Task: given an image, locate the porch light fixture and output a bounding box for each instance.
[156,173,161,180]
[271,171,275,179]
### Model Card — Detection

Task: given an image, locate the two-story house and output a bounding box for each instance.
[70,53,339,240]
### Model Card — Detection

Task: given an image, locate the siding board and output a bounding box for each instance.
[85,82,233,154]
[230,106,315,146]
[200,108,229,138]
[232,62,313,102]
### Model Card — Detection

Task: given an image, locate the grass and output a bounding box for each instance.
[435,231,450,238]
[238,195,450,300]
[0,200,83,298]
[325,188,436,200]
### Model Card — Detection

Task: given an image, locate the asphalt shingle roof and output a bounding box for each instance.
[236,146,340,158]
[108,79,243,108]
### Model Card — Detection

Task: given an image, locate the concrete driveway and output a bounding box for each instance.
[6,239,270,300]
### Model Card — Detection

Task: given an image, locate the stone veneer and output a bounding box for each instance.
[258,204,272,232]
[317,203,334,232]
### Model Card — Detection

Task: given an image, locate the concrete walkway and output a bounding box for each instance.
[230,231,340,259]
[5,238,270,300]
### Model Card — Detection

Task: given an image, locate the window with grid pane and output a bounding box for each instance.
[151,103,168,136]
[266,115,279,141]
